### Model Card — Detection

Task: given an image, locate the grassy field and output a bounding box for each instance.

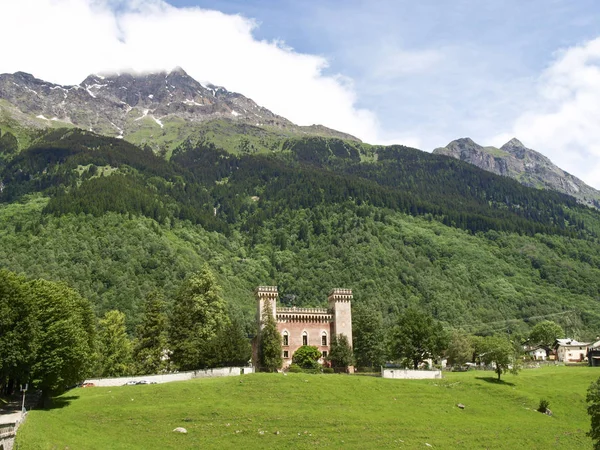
[16,366,597,449]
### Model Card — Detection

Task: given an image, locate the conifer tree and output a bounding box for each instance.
[133,290,169,375]
[259,301,282,372]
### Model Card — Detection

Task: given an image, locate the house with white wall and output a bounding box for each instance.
[555,339,589,363]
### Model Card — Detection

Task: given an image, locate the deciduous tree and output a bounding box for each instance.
[327,334,354,371]
[446,330,474,368]
[292,345,321,369]
[391,307,447,370]
[0,270,37,394]
[29,279,96,405]
[98,310,132,377]
[529,320,564,349]
[587,377,600,449]
[480,335,519,381]
[169,265,229,370]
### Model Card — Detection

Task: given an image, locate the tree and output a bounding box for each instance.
[98,310,132,377]
[327,334,354,371]
[133,291,169,375]
[169,265,229,370]
[529,320,564,350]
[480,335,519,381]
[258,301,282,372]
[0,270,38,395]
[391,307,447,369]
[587,377,600,449]
[353,305,386,369]
[292,346,321,369]
[446,331,474,368]
[28,279,96,405]
[213,318,252,367]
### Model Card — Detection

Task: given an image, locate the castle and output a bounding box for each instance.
[254,286,353,369]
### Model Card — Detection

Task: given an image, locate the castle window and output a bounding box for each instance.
[283,350,289,358]
[282,331,289,346]
[322,351,328,358]
[302,331,308,346]
[321,332,327,346]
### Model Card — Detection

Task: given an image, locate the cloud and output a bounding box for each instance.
[0,0,380,141]
[497,37,600,189]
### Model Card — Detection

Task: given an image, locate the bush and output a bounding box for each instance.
[538,399,550,413]
[292,346,321,369]
[287,364,302,373]
[323,367,335,374]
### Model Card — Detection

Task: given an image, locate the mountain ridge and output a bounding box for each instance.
[433,137,600,208]
[0,68,360,152]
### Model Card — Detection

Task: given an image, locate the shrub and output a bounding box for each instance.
[287,364,302,373]
[292,346,321,369]
[323,367,335,374]
[538,399,550,413]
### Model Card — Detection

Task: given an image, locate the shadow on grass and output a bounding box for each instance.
[475,377,515,387]
[40,395,80,411]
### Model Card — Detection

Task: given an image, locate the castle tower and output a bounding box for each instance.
[255,286,278,328]
[328,288,353,346]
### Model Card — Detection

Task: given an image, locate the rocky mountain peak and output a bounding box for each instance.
[0,68,360,149]
[501,137,525,149]
[433,137,600,207]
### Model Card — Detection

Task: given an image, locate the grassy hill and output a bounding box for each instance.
[16,367,596,449]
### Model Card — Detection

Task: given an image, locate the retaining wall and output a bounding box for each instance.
[85,366,254,387]
[382,369,442,379]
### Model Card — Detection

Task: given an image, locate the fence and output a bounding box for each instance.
[382,369,442,379]
[84,366,254,387]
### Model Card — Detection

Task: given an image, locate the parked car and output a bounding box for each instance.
[135,380,150,385]
[123,381,138,386]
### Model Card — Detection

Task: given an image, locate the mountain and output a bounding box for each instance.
[433,137,600,208]
[2,127,600,339]
[0,68,359,154]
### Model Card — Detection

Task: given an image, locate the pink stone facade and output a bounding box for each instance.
[255,286,353,369]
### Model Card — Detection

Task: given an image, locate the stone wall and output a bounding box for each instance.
[85,366,254,387]
[382,369,442,379]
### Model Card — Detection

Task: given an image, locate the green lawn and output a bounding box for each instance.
[16,366,597,449]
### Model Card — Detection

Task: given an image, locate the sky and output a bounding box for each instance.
[2,0,600,187]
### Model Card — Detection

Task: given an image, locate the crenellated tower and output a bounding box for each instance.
[328,288,353,347]
[255,286,278,328]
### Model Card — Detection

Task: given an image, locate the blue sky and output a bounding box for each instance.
[164,0,600,146]
[2,0,600,187]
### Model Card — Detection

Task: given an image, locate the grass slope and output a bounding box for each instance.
[16,367,595,449]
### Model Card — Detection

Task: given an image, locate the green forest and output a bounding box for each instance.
[1,127,600,341]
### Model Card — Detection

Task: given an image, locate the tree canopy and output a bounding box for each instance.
[391,307,447,370]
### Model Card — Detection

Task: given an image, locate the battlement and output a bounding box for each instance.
[328,288,353,302]
[255,286,279,298]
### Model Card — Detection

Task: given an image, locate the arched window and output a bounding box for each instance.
[302,331,308,346]
[282,331,289,346]
[321,331,328,346]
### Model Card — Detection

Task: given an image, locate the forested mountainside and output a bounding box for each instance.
[1,127,600,338]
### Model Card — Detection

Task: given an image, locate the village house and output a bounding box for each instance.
[587,340,600,367]
[554,338,589,363]
[528,346,549,361]
[253,286,353,370]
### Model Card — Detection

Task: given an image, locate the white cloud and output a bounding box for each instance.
[498,37,600,189]
[0,0,380,141]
